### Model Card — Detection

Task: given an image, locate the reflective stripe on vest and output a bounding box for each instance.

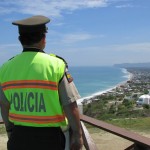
[9,113,65,124]
[2,80,58,91]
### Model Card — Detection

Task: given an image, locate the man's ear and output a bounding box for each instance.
[42,35,46,44]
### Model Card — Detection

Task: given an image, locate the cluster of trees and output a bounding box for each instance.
[83,96,150,121]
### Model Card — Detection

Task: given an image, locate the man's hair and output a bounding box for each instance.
[19,32,45,45]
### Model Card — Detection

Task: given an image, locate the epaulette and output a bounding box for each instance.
[8,54,19,61]
[50,54,68,68]
[50,54,73,83]
[8,56,15,61]
[0,56,16,68]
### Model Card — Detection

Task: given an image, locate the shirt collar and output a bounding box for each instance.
[23,47,45,53]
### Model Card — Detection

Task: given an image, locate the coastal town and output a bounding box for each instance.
[82,67,150,107]
[79,67,150,150]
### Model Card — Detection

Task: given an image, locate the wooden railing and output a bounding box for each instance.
[81,121,98,150]
[80,114,150,150]
[1,116,150,150]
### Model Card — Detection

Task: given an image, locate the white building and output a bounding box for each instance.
[136,95,150,105]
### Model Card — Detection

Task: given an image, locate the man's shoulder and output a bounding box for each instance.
[0,55,18,70]
[49,54,68,68]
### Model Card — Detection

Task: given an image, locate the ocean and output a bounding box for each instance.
[0,66,130,120]
[69,66,130,100]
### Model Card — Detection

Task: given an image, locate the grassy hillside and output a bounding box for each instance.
[107,117,150,132]
[83,99,150,132]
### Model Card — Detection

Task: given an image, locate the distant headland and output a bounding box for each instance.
[114,62,150,68]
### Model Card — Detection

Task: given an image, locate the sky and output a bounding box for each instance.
[0,0,150,66]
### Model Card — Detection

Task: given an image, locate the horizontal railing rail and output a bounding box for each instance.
[80,114,150,150]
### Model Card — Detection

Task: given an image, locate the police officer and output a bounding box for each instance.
[0,15,83,150]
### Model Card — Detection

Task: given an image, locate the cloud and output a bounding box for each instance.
[58,41,150,66]
[0,41,150,66]
[0,43,20,55]
[115,4,134,8]
[0,0,108,17]
[0,0,136,20]
[55,42,150,58]
[0,43,20,50]
[0,43,21,64]
[46,30,104,45]
[110,42,150,52]
[61,33,96,44]
[0,0,136,17]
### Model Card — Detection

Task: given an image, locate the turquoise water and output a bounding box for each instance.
[69,66,129,98]
[0,66,129,120]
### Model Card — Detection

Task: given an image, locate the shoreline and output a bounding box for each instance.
[77,68,133,104]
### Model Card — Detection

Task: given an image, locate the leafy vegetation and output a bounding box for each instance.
[83,97,150,131]
[107,117,150,132]
[0,124,6,134]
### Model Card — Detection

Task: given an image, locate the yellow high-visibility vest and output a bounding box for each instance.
[0,52,67,127]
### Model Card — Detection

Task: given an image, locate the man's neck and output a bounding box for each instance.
[23,47,45,53]
[23,46,41,49]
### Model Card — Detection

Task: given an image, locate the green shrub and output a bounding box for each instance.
[144,89,149,94]
[143,104,150,109]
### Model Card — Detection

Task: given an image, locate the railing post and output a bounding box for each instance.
[81,121,98,150]
[134,143,150,150]
[77,101,83,114]
[64,128,70,150]
[64,102,83,150]
[125,143,150,150]
[77,102,98,150]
